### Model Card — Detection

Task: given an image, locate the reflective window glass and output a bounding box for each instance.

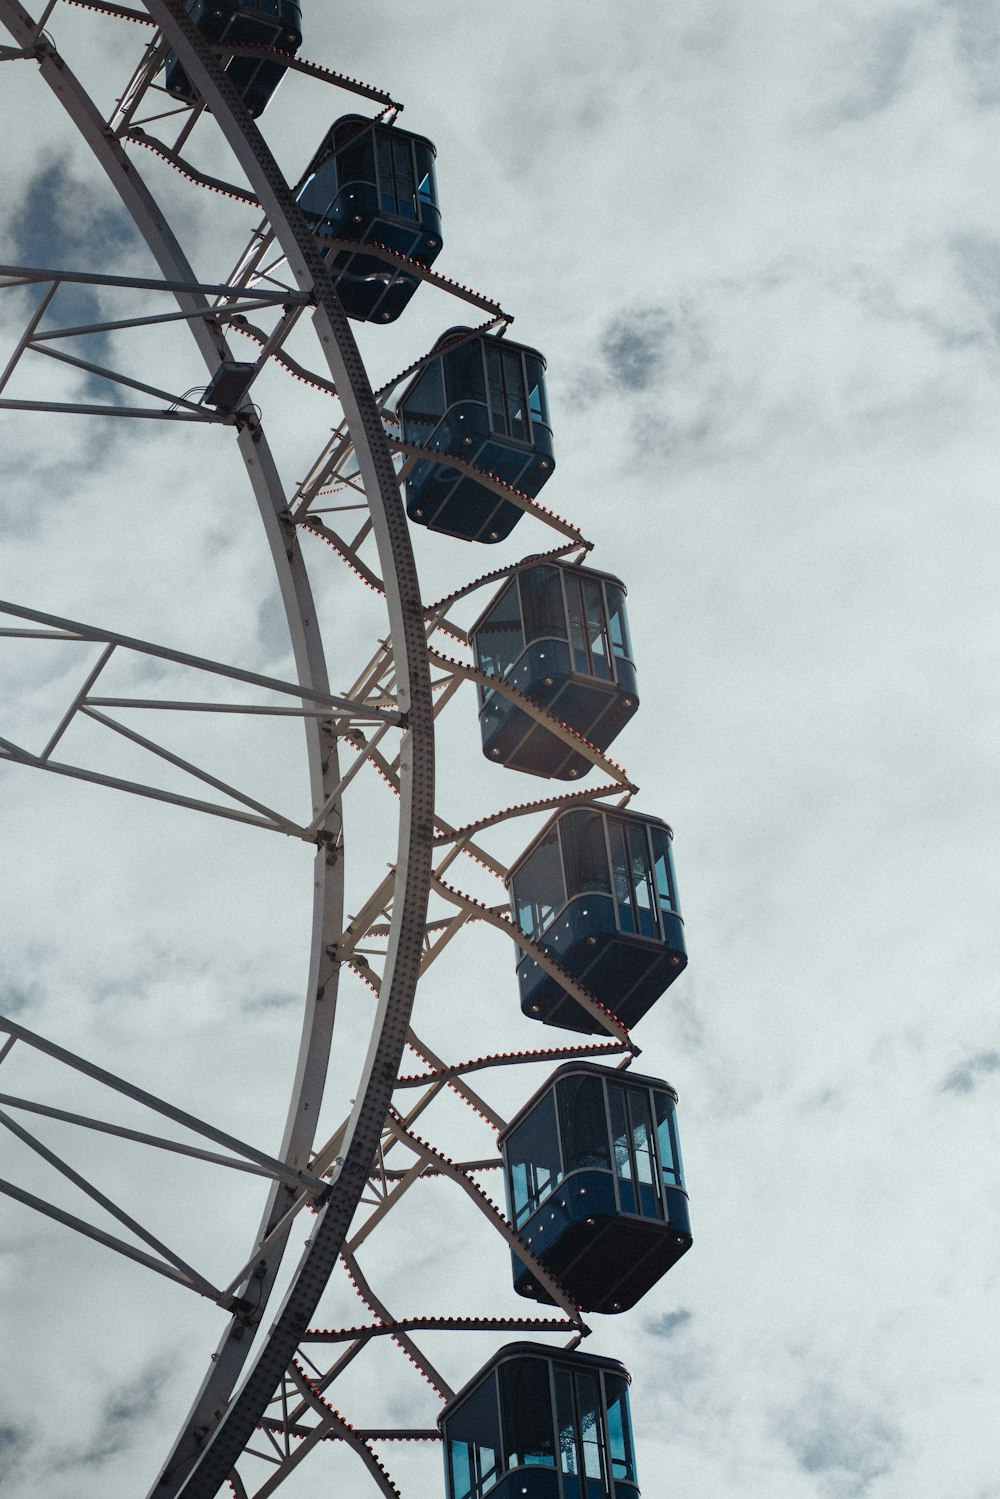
[575,1373,606,1483]
[582,577,611,681]
[333,119,375,185]
[400,357,446,446]
[557,1073,611,1173]
[449,1443,471,1499]
[445,1376,502,1499]
[561,811,612,901]
[297,159,339,224]
[564,574,590,674]
[445,337,487,406]
[608,1084,636,1214]
[415,140,438,205]
[650,826,679,918]
[604,1375,636,1484]
[375,131,394,212]
[504,1088,561,1227]
[671,1107,685,1188]
[511,824,564,941]
[554,1369,579,1481]
[392,132,416,218]
[500,1360,556,1470]
[525,355,549,427]
[627,1086,661,1219]
[485,344,507,436]
[520,564,568,643]
[503,347,529,441]
[654,1090,683,1187]
[474,580,524,703]
[605,584,632,662]
[609,819,635,933]
[626,821,657,938]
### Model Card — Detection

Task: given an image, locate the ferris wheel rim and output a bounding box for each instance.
[0,1,435,1494]
[0,8,671,1498]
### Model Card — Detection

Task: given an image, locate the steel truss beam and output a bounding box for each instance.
[0,600,400,828]
[0,1014,329,1193]
[0,261,311,415]
[0,5,359,1493]
[0,601,399,719]
[0,9,654,1499]
[0,1014,330,1308]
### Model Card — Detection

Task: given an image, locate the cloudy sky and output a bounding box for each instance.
[1,1,998,1497]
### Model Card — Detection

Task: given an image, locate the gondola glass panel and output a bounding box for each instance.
[446,1375,502,1499]
[296,115,442,322]
[163,0,303,118]
[500,1064,692,1313]
[507,808,686,1033]
[397,329,555,542]
[439,1344,639,1499]
[470,563,639,779]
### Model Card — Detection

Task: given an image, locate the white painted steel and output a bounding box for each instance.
[0,1,433,1494]
[0,7,656,1496]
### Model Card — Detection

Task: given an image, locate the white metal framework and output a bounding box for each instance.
[0,6,657,1497]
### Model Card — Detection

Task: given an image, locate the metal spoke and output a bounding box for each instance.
[28,295,299,341]
[0,738,303,834]
[0,1093,323,1183]
[0,396,227,420]
[0,1105,224,1299]
[0,6,661,1497]
[0,1013,328,1194]
[0,262,309,301]
[78,703,306,830]
[0,1175,218,1297]
[0,598,403,721]
[40,643,116,760]
[84,698,392,719]
[0,280,57,392]
[27,339,236,411]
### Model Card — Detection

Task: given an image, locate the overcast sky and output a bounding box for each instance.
[1,2,998,1497]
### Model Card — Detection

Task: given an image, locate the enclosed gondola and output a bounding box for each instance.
[396,328,554,543]
[470,561,639,778]
[296,116,442,323]
[440,1342,639,1499]
[501,1063,691,1313]
[508,806,686,1033]
[163,0,303,119]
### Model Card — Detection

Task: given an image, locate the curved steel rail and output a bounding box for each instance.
[1,8,669,1497]
[0,2,434,1495]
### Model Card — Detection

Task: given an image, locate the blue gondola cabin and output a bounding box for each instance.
[163,0,303,119]
[501,1063,691,1313]
[396,328,555,543]
[440,1342,639,1499]
[296,116,442,323]
[507,807,686,1033]
[469,561,639,779]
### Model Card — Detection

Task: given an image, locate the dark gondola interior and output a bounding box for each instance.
[501,1063,691,1313]
[508,806,687,1033]
[440,1342,640,1499]
[163,0,303,119]
[297,115,442,322]
[397,328,555,543]
[470,561,639,779]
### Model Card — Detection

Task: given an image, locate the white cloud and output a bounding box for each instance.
[1,2,998,1497]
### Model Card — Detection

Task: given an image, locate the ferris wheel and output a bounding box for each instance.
[0,5,692,1497]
